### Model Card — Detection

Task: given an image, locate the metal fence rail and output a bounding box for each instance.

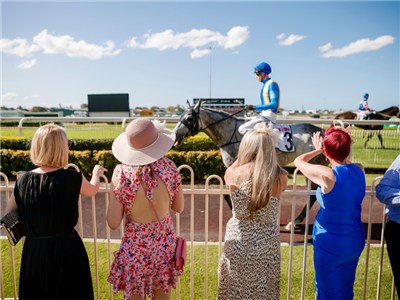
[0,165,397,300]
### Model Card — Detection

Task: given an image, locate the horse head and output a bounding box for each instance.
[173,99,203,147]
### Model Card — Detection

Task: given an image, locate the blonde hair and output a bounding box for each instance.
[30,124,69,168]
[237,122,285,215]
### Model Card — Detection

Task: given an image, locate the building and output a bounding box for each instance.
[88,94,130,117]
[0,110,63,117]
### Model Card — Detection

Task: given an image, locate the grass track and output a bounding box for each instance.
[1,241,395,299]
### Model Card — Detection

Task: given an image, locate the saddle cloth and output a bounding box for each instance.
[274,124,296,153]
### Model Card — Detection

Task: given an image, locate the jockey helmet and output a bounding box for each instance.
[363,93,369,98]
[254,62,271,75]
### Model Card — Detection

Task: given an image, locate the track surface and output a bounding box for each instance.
[1,186,385,244]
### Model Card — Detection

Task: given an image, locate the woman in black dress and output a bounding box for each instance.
[4,124,106,300]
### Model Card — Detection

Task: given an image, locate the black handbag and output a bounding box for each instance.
[0,207,22,246]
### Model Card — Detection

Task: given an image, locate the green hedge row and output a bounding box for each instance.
[1,136,219,152]
[0,121,61,127]
[0,149,226,180]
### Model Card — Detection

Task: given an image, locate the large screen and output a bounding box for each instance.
[88,94,129,112]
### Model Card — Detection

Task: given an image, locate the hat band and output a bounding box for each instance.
[127,133,160,151]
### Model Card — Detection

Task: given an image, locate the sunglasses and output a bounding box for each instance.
[68,139,73,147]
[254,71,262,76]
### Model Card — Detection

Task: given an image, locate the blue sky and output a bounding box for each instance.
[1,1,399,111]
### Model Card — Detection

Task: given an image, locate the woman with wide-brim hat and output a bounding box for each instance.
[107,118,184,300]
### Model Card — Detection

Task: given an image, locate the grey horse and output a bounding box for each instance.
[173,100,328,229]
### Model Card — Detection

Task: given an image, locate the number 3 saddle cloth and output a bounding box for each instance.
[273,124,296,153]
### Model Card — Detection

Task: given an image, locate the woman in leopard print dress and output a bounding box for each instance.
[217,122,288,300]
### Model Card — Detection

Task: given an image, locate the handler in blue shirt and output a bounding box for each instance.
[376,154,400,295]
[238,62,280,134]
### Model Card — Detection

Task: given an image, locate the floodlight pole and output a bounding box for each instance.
[208,46,215,99]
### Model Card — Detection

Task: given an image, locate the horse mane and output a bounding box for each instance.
[378,106,398,114]
[201,107,245,120]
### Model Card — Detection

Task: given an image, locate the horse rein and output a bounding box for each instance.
[180,107,243,148]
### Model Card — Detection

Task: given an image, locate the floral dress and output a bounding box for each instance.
[107,157,184,299]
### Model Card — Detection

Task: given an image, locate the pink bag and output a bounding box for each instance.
[139,175,186,271]
[174,236,187,270]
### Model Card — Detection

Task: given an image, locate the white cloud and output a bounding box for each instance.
[0,38,41,57]
[2,92,18,101]
[319,43,333,53]
[23,95,39,100]
[33,30,121,60]
[125,26,249,58]
[223,26,250,49]
[320,35,396,58]
[233,51,239,54]
[190,48,211,59]
[276,33,285,40]
[17,59,37,69]
[278,34,307,46]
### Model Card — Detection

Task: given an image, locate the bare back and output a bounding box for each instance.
[225,161,288,199]
[130,175,171,223]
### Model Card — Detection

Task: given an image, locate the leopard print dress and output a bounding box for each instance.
[217,178,281,300]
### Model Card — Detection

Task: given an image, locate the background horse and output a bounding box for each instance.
[173,99,327,229]
[335,106,400,149]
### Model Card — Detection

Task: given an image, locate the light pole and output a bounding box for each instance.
[208,46,215,99]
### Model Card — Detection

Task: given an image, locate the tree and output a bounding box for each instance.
[81,104,88,109]
[176,104,184,113]
[134,107,142,110]
[17,105,29,111]
[150,106,160,111]
[30,106,47,112]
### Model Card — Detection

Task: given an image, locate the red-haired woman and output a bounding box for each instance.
[294,125,366,300]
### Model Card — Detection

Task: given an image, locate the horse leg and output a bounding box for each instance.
[364,133,373,149]
[224,194,232,210]
[285,180,318,230]
[378,133,385,149]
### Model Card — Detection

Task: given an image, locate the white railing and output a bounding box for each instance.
[0,165,397,300]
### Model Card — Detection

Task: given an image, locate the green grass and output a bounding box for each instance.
[1,241,395,299]
[0,125,204,139]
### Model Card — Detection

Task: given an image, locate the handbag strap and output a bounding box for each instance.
[137,173,162,227]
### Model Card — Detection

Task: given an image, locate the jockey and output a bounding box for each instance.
[357,93,376,120]
[238,62,280,135]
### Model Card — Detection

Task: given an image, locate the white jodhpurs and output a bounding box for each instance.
[238,111,277,135]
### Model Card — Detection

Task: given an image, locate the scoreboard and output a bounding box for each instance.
[193,99,245,116]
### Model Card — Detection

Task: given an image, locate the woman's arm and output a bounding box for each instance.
[80,165,107,197]
[171,184,184,214]
[106,174,124,230]
[293,132,335,192]
[4,192,16,215]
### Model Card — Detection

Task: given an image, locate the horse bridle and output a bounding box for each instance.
[180,107,243,148]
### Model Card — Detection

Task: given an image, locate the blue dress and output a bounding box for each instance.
[313,164,366,300]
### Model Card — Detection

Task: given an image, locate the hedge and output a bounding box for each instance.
[1,136,219,152]
[0,121,60,127]
[0,149,226,181]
